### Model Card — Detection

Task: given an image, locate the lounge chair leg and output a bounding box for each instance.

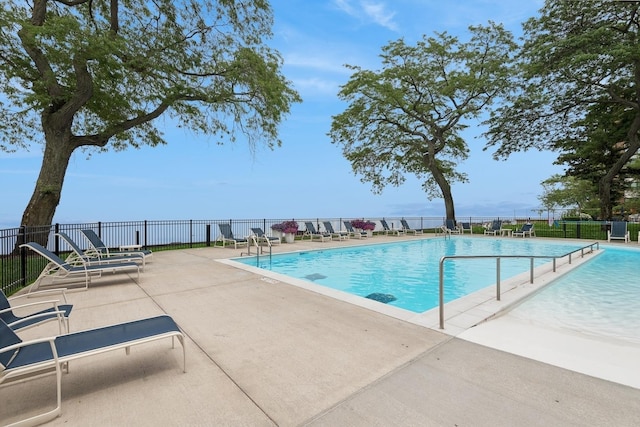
[177,335,187,373]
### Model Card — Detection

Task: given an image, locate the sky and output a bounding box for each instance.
[1,0,556,228]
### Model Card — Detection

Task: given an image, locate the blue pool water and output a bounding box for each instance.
[508,245,640,344]
[234,238,586,313]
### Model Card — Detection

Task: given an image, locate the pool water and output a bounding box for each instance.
[508,245,640,345]
[234,238,585,313]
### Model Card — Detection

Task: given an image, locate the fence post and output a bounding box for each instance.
[19,226,27,288]
[54,223,60,255]
[206,224,211,247]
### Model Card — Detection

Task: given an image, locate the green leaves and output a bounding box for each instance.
[329,22,515,211]
[0,0,300,152]
[486,0,640,157]
[484,0,640,218]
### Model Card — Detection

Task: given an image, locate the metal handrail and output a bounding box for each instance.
[438,242,600,329]
[241,234,272,261]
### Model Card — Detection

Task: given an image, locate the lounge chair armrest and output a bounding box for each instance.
[1,335,57,353]
[6,310,68,328]
[0,299,62,314]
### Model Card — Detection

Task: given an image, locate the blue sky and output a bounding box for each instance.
[1,0,555,228]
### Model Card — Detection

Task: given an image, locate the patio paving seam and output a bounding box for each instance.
[132,271,280,426]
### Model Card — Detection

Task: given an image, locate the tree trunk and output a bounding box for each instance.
[17,134,75,250]
[431,166,456,220]
[598,179,613,220]
[598,120,640,220]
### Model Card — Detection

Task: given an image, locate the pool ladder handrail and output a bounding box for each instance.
[437,242,600,329]
[241,234,272,261]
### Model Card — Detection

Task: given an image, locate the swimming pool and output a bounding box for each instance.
[507,245,640,345]
[234,238,586,313]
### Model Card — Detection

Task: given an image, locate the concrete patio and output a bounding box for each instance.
[2,235,639,426]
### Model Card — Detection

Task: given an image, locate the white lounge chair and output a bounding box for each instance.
[21,242,140,293]
[441,219,460,235]
[459,222,472,234]
[304,222,332,242]
[608,221,630,243]
[80,229,152,263]
[343,221,368,239]
[400,219,423,235]
[513,223,535,238]
[483,220,502,236]
[322,221,349,241]
[251,227,281,246]
[380,219,403,236]
[217,223,248,248]
[0,315,185,426]
[58,231,146,270]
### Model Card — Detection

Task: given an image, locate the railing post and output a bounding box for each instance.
[439,258,445,329]
[530,258,534,283]
[206,224,211,247]
[496,258,501,301]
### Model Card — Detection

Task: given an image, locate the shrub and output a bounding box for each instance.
[351,219,376,230]
[271,220,299,234]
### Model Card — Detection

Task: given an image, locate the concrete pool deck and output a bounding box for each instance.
[2,235,639,426]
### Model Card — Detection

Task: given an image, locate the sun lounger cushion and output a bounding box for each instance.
[3,315,183,370]
[1,314,185,426]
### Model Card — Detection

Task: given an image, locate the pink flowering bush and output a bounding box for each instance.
[271,220,299,234]
[351,219,376,230]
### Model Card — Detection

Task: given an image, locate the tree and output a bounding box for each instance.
[538,175,596,218]
[484,0,640,219]
[328,23,516,220]
[553,101,635,217]
[0,0,300,244]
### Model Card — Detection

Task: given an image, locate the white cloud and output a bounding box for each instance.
[292,77,341,96]
[332,0,398,32]
[284,53,351,74]
[333,0,357,16]
[361,1,398,31]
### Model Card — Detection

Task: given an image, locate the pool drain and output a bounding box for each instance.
[365,293,397,303]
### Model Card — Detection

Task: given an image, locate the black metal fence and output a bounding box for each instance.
[2,217,638,295]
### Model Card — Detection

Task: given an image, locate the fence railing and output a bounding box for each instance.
[437,242,601,329]
[1,217,637,295]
